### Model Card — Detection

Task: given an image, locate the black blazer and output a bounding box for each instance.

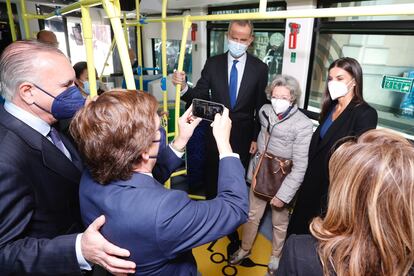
[278,234,323,276]
[181,52,268,165]
[288,101,378,235]
[0,105,84,275]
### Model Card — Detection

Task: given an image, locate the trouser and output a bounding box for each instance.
[241,187,290,257]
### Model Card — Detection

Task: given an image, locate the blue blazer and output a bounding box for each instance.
[0,105,85,275]
[80,149,248,276]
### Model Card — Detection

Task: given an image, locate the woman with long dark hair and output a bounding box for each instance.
[287,57,377,236]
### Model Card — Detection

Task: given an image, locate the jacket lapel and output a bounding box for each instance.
[0,106,81,183]
[310,101,357,159]
[220,53,231,107]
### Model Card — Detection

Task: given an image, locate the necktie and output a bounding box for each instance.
[49,127,69,158]
[229,60,239,109]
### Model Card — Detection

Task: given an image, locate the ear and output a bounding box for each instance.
[248,35,254,46]
[18,82,35,105]
[141,151,150,162]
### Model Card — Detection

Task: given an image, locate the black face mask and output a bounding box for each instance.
[33,84,85,119]
[149,127,167,159]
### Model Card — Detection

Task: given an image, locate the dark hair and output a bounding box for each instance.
[73,61,88,79]
[319,57,365,123]
[70,90,159,184]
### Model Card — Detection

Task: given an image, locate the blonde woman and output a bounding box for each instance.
[229,75,313,273]
[278,129,414,276]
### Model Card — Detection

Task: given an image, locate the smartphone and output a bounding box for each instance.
[192,98,225,122]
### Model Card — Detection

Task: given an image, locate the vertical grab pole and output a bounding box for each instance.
[175,16,192,137]
[123,13,129,46]
[161,0,170,188]
[136,0,143,90]
[259,0,267,13]
[19,0,30,39]
[81,4,97,98]
[99,38,116,81]
[161,0,168,118]
[6,0,17,41]
[102,0,136,90]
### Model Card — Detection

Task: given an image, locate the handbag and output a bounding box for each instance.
[251,131,293,201]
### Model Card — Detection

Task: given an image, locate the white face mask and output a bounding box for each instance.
[271,98,291,115]
[328,79,354,100]
[227,39,248,58]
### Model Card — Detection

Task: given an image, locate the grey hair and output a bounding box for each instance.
[265,74,301,104]
[0,40,65,101]
[228,20,254,36]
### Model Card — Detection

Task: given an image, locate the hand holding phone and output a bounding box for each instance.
[192,99,225,122]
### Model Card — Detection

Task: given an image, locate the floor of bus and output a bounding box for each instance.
[172,176,273,276]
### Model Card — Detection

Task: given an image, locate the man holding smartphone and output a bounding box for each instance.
[173,20,268,200]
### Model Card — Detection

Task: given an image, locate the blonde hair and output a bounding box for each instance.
[310,129,414,276]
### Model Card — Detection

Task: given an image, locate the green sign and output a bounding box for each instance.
[290,52,296,63]
[381,75,413,93]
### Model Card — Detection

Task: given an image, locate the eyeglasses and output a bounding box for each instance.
[152,129,161,143]
[271,96,291,101]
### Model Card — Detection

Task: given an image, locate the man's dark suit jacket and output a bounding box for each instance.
[0,105,85,275]
[287,101,377,235]
[181,52,268,198]
[79,148,248,276]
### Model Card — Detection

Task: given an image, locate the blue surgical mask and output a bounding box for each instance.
[227,39,248,58]
[33,84,86,120]
[149,127,167,159]
[82,81,90,95]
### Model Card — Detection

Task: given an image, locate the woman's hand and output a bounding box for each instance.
[270,196,285,208]
[249,141,257,154]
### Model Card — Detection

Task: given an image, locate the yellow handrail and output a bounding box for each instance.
[19,0,30,39]
[6,0,16,41]
[99,38,116,81]
[102,0,135,90]
[136,0,144,90]
[80,5,97,98]
[126,3,414,24]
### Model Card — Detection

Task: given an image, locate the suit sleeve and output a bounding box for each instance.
[0,162,81,275]
[181,59,212,103]
[152,146,184,184]
[154,157,248,257]
[354,106,378,136]
[253,63,269,141]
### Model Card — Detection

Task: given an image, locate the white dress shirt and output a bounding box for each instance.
[180,51,247,100]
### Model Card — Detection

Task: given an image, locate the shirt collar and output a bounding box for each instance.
[4,100,51,137]
[227,51,247,66]
[140,172,153,177]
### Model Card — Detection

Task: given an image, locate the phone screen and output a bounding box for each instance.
[192,99,224,121]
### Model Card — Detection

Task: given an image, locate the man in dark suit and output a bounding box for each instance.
[70,91,248,275]
[173,20,268,199]
[0,40,136,275]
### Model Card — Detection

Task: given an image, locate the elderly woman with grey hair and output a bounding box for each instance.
[229,75,313,274]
